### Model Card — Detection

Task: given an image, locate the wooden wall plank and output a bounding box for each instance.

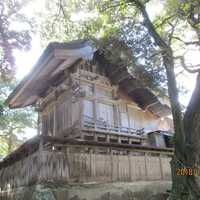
[0,146,172,190]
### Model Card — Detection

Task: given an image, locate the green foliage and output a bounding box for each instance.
[38,0,139,45]
[38,0,167,92]
[164,0,200,37]
[0,80,36,156]
[0,0,34,80]
[92,36,166,94]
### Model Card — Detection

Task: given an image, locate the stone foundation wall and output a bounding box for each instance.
[0,181,171,200]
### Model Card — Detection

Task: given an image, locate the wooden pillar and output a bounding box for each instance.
[93,83,97,130]
[117,152,120,180]
[117,136,121,144]
[79,99,83,128]
[93,132,98,141]
[117,104,121,133]
[93,148,96,179]
[159,154,164,180]
[110,148,114,181]
[128,152,132,181]
[65,147,70,181]
[37,111,40,135]
[38,136,44,183]
[79,99,84,140]
[53,102,57,136]
[126,105,131,133]
[79,152,83,183]
[106,134,110,142]
[69,94,72,128]
[89,148,92,177]
[144,152,148,180]
[114,103,119,131]
[128,137,132,145]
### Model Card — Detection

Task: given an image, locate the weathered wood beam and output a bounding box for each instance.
[50,57,80,78]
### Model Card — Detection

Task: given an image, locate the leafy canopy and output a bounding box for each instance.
[38,0,167,93]
[0,0,33,80]
[0,80,36,155]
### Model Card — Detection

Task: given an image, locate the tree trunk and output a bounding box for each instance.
[128,1,200,199]
[128,1,187,198]
[182,73,200,199]
[162,51,188,200]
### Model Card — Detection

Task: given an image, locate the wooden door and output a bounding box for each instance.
[119,104,129,130]
[97,103,114,127]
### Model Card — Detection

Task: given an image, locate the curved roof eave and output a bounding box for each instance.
[6,40,95,108]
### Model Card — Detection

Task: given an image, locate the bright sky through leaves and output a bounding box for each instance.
[14,0,197,109]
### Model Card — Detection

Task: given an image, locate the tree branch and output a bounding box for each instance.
[168,20,178,45]
[148,49,165,59]
[155,14,176,29]
[174,56,200,73]
[173,36,200,46]
[127,1,186,168]
[128,0,168,50]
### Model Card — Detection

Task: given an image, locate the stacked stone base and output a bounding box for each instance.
[0,181,171,200]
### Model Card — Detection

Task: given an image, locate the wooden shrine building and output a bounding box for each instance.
[0,40,173,195]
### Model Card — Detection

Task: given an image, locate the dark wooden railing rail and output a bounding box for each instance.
[82,115,144,135]
[0,136,173,191]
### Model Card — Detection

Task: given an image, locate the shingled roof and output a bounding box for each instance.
[6,39,171,117]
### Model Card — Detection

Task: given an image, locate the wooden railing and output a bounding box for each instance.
[0,138,173,191]
[82,115,144,135]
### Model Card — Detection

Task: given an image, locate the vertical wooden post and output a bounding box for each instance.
[128,152,132,181]
[113,103,118,132]
[93,148,96,179]
[79,151,83,183]
[128,138,132,145]
[66,146,70,181]
[79,99,84,140]
[126,105,131,133]
[79,99,83,128]
[117,136,121,144]
[89,148,92,177]
[117,152,120,180]
[116,104,121,133]
[159,153,164,180]
[37,111,40,135]
[38,136,44,183]
[110,148,114,181]
[93,132,98,141]
[69,93,72,128]
[53,102,57,136]
[144,152,148,180]
[93,83,97,130]
[106,134,110,142]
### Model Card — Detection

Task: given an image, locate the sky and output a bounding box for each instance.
[14,36,42,80]
[12,0,199,138]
